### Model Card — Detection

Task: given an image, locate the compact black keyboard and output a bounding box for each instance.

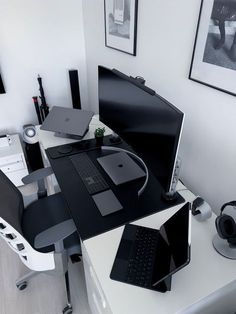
[70,153,109,195]
[126,226,159,287]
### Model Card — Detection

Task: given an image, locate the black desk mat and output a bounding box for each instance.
[46,135,123,159]
[46,136,185,240]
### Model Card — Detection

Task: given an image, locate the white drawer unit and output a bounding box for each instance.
[0,134,28,186]
[81,242,112,314]
[0,154,25,173]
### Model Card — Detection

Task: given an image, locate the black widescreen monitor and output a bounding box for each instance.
[98,65,184,194]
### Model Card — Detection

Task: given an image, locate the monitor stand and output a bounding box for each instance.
[162,191,179,203]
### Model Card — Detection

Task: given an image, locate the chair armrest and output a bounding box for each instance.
[34,219,77,250]
[22,167,53,184]
[22,167,54,199]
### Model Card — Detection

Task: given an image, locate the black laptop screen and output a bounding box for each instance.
[152,203,191,286]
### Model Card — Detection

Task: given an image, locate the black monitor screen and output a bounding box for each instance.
[98,66,184,193]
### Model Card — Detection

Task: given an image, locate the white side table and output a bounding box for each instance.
[0,134,28,186]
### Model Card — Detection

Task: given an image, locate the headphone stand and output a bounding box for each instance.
[212,234,236,259]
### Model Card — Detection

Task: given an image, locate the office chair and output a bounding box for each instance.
[0,168,81,314]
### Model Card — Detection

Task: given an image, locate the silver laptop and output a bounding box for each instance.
[40,106,94,139]
[97,152,146,185]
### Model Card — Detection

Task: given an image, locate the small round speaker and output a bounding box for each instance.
[22,124,43,171]
[22,124,38,144]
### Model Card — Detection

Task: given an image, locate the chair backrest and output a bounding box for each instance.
[0,170,55,271]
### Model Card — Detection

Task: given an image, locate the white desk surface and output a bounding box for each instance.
[37,118,236,313]
[0,134,23,157]
[0,134,28,186]
[83,186,236,314]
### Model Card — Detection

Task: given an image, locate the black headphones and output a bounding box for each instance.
[215,201,236,246]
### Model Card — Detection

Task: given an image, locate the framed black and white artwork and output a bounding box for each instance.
[189,0,236,96]
[104,0,138,56]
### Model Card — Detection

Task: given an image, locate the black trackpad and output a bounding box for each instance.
[117,239,133,260]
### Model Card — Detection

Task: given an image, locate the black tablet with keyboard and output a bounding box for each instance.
[110,203,191,292]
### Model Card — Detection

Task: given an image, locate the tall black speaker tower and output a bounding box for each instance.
[69,69,81,109]
[0,74,5,94]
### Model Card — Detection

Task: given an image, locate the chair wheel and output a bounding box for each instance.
[63,304,73,314]
[16,281,28,291]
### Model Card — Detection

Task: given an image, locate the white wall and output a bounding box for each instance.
[0,0,88,133]
[82,0,236,213]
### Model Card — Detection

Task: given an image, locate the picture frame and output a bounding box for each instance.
[104,0,138,56]
[189,0,236,97]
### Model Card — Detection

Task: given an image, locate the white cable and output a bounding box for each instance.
[101,146,149,197]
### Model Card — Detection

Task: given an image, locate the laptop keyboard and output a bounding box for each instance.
[126,226,159,287]
[70,153,109,195]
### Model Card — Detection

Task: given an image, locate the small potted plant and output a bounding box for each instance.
[94,127,105,145]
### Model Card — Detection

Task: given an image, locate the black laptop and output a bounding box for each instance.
[110,203,191,292]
